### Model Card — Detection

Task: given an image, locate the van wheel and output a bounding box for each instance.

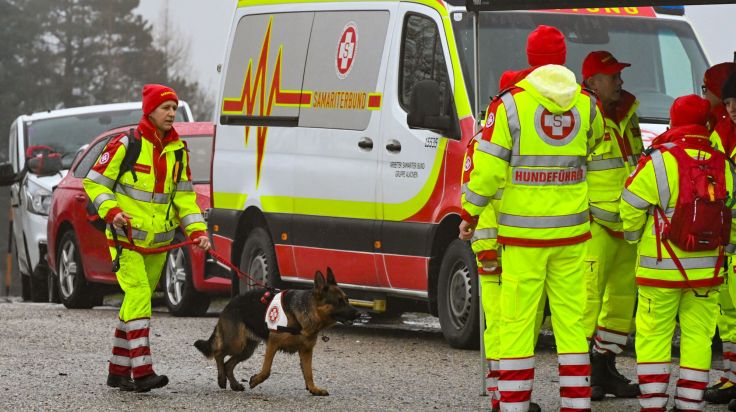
[164,232,210,316]
[57,230,98,309]
[437,239,480,349]
[239,227,280,295]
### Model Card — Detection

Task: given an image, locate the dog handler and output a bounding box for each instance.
[84,84,211,392]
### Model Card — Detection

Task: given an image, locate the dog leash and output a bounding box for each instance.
[111,223,275,292]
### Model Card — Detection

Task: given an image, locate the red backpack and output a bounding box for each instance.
[653,139,731,285]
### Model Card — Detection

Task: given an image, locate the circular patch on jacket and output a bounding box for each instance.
[534,106,581,146]
[464,156,472,171]
[485,113,495,128]
[99,152,110,165]
[336,22,358,80]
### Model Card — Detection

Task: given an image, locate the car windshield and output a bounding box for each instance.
[451,11,709,123]
[25,108,188,169]
[181,135,212,184]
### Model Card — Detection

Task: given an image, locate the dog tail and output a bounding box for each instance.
[194,332,215,359]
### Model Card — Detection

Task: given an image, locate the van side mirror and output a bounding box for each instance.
[406,80,461,140]
[0,162,16,186]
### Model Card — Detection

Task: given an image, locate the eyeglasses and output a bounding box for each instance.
[701,84,708,95]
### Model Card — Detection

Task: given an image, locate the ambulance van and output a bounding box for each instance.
[209,0,710,348]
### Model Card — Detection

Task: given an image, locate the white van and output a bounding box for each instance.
[208,0,710,348]
[4,101,193,302]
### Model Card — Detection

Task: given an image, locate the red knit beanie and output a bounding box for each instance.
[526,25,566,67]
[669,94,711,127]
[703,62,736,99]
[142,84,179,115]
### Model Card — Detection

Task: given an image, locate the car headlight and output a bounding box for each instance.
[26,186,52,216]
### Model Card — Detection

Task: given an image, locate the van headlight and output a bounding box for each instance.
[26,183,52,216]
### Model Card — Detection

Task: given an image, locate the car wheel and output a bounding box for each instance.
[29,266,49,302]
[437,239,480,349]
[57,230,99,309]
[164,232,210,317]
[238,227,280,295]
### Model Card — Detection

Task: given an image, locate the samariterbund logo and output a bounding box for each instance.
[336,22,358,79]
[534,105,581,146]
[268,306,279,323]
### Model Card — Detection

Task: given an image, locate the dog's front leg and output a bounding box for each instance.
[249,340,277,389]
[299,347,328,396]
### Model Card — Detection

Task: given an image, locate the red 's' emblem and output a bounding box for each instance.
[268,306,279,323]
[336,22,358,79]
[540,109,576,140]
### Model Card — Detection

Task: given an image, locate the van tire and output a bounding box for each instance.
[57,230,98,309]
[437,239,479,349]
[164,232,210,316]
[238,228,280,295]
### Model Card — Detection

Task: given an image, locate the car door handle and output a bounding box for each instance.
[385,140,401,153]
[358,137,373,150]
[74,195,87,202]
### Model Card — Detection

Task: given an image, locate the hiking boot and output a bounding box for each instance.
[106,374,135,391]
[134,373,169,392]
[590,351,640,400]
[704,381,736,404]
[708,377,729,391]
[729,398,736,411]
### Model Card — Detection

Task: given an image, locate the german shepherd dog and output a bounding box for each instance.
[194,268,360,396]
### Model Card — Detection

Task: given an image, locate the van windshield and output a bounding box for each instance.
[25,108,188,169]
[451,12,709,123]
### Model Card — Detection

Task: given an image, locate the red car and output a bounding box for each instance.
[46,122,229,315]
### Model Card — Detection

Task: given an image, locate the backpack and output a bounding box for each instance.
[86,128,184,232]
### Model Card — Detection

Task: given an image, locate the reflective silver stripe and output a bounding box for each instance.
[86,170,115,189]
[92,193,116,209]
[638,363,670,375]
[587,94,598,140]
[472,228,498,242]
[118,134,130,149]
[624,229,643,242]
[732,209,736,218]
[560,397,591,410]
[679,368,708,382]
[181,213,205,228]
[558,353,589,365]
[465,189,490,207]
[126,319,149,331]
[729,161,736,201]
[674,398,705,411]
[477,140,511,162]
[128,337,149,350]
[510,155,586,168]
[130,355,152,369]
[559,376,589,387]
[511,167,585,186]
[114,227,147,241]
[500,92,521,145]
[176,181,193,191]
[639,256,719,270]
[622,189,650,210]
[650,149,671,208]
[500,357,534,370]
[112,338,128,349]
[498,211,588,228]
[153,230,176,244]
[117,184,170,204]
[461,183,467,195]
[589,205,621,223]
[596,329,628,345]
[587,157,625,171]
[492,189,504,200]
[109,355,130,367]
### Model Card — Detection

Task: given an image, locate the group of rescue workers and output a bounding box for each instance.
[459,25,736,412]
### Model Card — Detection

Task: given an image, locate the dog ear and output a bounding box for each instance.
[314,270,326,289]
[326,267,337,285]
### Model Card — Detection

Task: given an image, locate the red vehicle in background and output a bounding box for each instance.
[46,122,230,315]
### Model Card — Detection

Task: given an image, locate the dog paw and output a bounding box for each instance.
[218,377,226,389]
[249,374,262,388]
[231,382,245,391]
[309,387,329,396]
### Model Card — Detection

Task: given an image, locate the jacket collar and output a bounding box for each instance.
[137,116,180,149]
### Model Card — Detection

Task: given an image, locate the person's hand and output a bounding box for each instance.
[113,212,132,229]
[194,235,211,251]
[459,220,475,240]
[480,259,498,272]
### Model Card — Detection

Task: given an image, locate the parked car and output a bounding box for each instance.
[46,122,230,315]
[4,101,194,302]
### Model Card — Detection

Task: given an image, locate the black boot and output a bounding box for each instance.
[728,398,736,411]
[529,402,541,412]
[590,351,640,400]
[134,373,169,392]
[106,374,135,391]
[704,382,736,404]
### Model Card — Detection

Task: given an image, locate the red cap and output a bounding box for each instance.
[142,84,179,116]
[582,51,631,81]
[526,25,566,67]
[704,62,736,99]
[669,94,710,127]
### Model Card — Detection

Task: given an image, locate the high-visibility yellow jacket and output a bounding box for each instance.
[461,65,604,247]
[587,91,643,234]
[620,129,736,288]
[83,118,207,251]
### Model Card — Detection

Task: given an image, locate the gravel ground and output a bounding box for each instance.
[0,297,730,411]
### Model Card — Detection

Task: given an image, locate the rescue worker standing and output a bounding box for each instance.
[620,95,736,411]
[580,51,642,400]
[460,25,604,412]
[85,84,211,392]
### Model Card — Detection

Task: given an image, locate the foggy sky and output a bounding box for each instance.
[135,1,736,103]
